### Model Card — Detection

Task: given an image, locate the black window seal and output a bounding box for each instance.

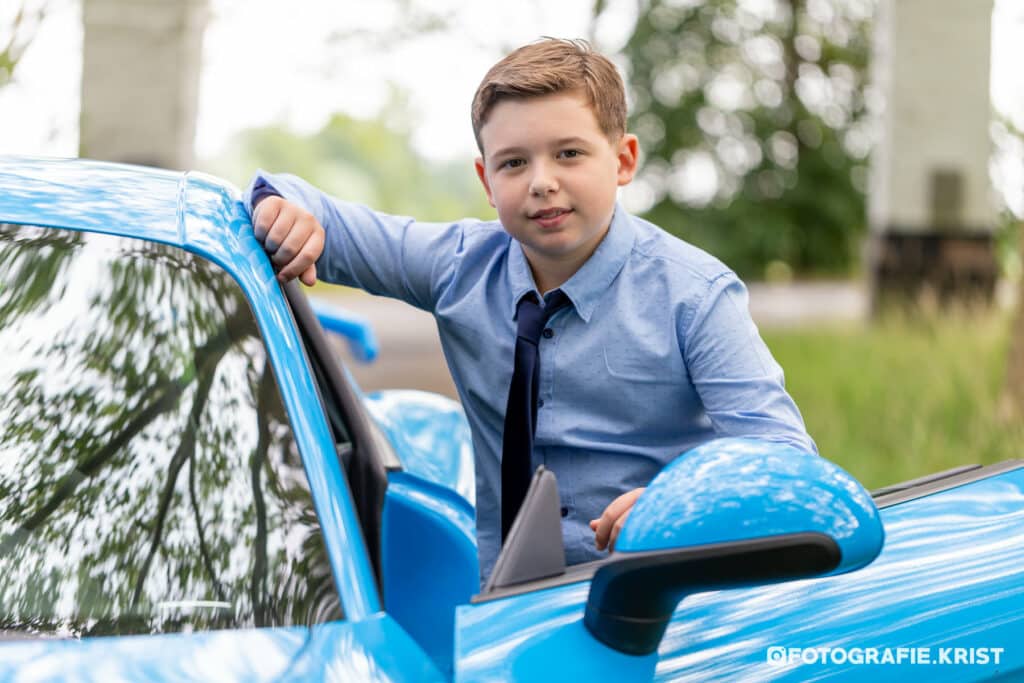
[281,281,400,589]
[871,459,1024,508]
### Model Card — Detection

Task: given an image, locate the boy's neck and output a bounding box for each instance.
[528,260,576,295]
[523,225,610,295]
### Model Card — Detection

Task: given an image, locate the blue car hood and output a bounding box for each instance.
[0,615,443,682]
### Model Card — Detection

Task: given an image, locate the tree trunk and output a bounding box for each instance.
[80,0,209,169]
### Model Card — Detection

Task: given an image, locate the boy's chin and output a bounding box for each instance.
[522,237,590,261]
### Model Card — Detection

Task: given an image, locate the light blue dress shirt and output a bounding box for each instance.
[244,171,817,581]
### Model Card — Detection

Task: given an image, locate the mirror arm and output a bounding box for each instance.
[584,532,840,656]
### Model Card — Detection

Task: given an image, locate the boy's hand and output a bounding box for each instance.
[252,196,324,286]
[589,487,645,552]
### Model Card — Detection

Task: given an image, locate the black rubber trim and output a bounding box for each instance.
[872,460,1024,508]
[283,282,398,588]
[473,533,839,605]
[473,558,606,603]
[871,464,981,497]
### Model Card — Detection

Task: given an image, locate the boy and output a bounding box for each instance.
[245,39,816,582]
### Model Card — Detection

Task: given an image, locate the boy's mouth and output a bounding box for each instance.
[528,207,573,228]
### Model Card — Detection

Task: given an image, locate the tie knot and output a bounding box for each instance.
[516,290,569,343]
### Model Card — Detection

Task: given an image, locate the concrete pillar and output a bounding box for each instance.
[868,0,996,308]
[79,0,209,170]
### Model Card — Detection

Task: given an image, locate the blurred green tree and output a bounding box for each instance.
[610,0,872,279]
[204,95,494,223]
[0,2,46,88]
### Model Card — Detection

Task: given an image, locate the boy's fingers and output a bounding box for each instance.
[271,220,314,266]
[594,500,624,549]
[264,206,298,254]
[298,264,317,287]
[276,228,324,283]
[252,196,282,242]
[594,510,614,549]
[593,488,644,551]
[252,197,324,285]
[607,508,633,552]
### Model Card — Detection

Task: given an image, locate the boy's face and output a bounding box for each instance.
[474,92,638,279]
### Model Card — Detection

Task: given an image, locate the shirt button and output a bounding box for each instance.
[538,399,545,407]
[560,506,569,517]
[542,328,554,339]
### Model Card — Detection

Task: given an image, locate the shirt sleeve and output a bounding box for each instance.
[242,170,464,312]
[681,272,819,455]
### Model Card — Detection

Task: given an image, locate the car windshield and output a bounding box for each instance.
[0,223,342,638]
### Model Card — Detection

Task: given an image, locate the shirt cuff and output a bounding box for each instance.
[250,177,282,212]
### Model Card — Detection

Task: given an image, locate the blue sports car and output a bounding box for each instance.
[0,157,1020,681]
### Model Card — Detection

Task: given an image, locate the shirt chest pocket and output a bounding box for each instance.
[603,344,685,385]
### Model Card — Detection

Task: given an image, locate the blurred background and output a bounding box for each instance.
[2,0,1022,487]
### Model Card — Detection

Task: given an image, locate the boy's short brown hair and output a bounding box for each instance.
[471,38,627,154]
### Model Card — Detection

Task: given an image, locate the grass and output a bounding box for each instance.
[763,312,1024,490]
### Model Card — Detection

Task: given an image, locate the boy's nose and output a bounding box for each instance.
[529,166,558,196]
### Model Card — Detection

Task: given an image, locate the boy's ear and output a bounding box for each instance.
[474,157,496,208]
[616,134,640,186]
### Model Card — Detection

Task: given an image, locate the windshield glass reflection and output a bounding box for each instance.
[0,224,342,637]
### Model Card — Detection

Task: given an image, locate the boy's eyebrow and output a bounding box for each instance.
[490,137,594,159]
[552,136,590,147]
[490,145,528,160]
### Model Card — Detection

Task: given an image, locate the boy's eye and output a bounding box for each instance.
[558,149,582,159]
[500,158,525,169]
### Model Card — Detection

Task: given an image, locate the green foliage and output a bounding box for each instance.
[204,104,494,223]
[764,313,1024,489]
[996,210,1021,283]
[616,0,871,279]
[993,116,1024,279]
[0,2,46,88]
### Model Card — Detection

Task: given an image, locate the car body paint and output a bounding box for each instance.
[455,466,1024,681]
[0,615,443,682]
[617,438,884,574]
[310,298,380,363]
[382,472,479,677]
[365,388,477,676]
[363,389,476,506]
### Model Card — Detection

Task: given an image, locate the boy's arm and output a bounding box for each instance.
[682,272,818,455]
[592,274,815,555]
[243,170,463,311]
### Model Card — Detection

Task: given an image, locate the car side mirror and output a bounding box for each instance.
[584,438,884,655]
[309,298,379,363]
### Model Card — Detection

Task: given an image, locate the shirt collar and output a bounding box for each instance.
[507,239,537,318]
[507,203,636,323]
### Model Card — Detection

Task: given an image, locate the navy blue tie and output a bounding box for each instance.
[501,290,570,541]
